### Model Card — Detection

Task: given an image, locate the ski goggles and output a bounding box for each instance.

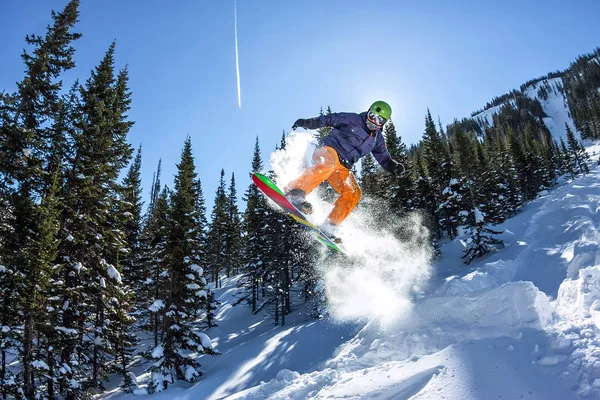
[367,110,386,127]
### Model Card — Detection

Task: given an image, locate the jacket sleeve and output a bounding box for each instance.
[371,135,398,173]
[302,113,349,130]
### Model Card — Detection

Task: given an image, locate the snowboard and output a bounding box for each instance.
[251,172,345,254]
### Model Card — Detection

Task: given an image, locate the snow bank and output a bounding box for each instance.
[557,265,600,321]
[552,265,600,398]
[437,259,518,296]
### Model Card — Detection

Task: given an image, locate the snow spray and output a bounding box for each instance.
[270,132,433,325]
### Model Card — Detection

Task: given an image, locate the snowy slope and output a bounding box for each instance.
[104,143,600,400]
[225,147,600,400]
[524,78,579,142]
[472,77,579,141]
[101,275,361,399]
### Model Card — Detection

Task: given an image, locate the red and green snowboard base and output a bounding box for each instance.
[251,172,345,254]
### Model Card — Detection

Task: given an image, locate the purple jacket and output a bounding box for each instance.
[301,112,397,172]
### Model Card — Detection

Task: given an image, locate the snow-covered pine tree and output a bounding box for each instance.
[382,121,414,214]
[54,42,135,396]
[194,176,214,328]
[0,1,81,397]
[359,153,379,198]
[224,173,242,277]
[521,124,548,194]
[121,145,144,293]
[109,143,144,393]
[421,110,452,238]
[275,135,319,316]
[559,137,576,178]
[462,208,504,265]
[147,137,216,393]
[260,165,306,326]
[447,123,478,230]
[0,92,19,399]
[411,149,440,254]
[566,123,590,175]
[207,169,229,288]
[541,130,560,187]
[241,137,270,314]
[487,135,522,221]
[22,169,62,399]
[438,178,463,240]
[507,126,536,202]
[473,135,507,225]
[141,185,170,348]
[562,49,600,140]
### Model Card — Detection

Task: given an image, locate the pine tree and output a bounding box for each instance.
[421,110,452,238]
[141,185,170,348]
[147,137,216,393]
[448,124,477,227]
[462,208,504,265]
[541,130,559,187]
[507,126,534,201]
[54,42,135,396]
[382,121,414,213]
[566,123,589,174]
[315,106,333,139]
[121,145,144,292]
[241,137,270,313]
[359,153,379,197]
[207,169,229,288]
[225,173,242,277]
[194,177,209,276]
[0,2,81,397]
[560,137,576,178]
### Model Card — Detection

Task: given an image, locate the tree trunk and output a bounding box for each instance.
[47,348,54,400]
[23,313,34,399]
[274,282,279,325]
[251,276,257,314]
[1,291,8,400]
[284,262,291,315]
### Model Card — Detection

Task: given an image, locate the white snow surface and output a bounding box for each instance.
[151,344,164,359]
[148,300,165,312]
[524,77,579,142]
[196,331,214,350]
[106,264,122,283]
[103,145,600,400]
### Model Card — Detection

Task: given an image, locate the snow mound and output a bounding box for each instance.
[552,265,600,398]
[557,265,600,321]
[437,259,518,296]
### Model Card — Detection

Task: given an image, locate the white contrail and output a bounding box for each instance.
[234,0,241,108]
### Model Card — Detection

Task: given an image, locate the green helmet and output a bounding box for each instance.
[369,101,392,120]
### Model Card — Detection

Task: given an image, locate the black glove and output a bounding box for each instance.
[292,119,307,131]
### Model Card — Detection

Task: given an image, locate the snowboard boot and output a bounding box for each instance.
[285,189,313,215]
[319,220,342,244]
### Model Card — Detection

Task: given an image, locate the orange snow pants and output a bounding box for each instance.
[288,146,361,226]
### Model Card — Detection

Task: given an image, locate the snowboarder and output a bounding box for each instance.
[286,101,406,241]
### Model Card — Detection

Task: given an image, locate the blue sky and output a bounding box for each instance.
[1,0,599,210]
